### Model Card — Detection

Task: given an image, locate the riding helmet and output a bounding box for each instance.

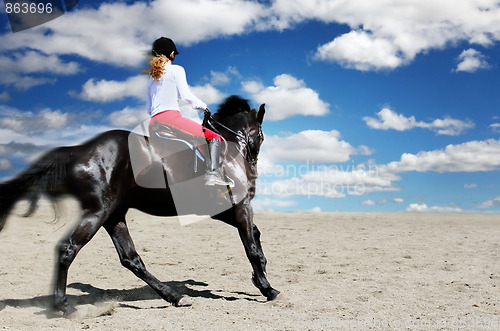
[152,37,179,59]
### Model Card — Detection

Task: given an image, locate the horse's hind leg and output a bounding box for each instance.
[104,216,191,307]
[54,210,105,316]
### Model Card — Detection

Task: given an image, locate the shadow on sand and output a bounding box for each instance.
[0,279,261,318]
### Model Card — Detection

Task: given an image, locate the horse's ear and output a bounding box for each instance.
[257,104,265,124]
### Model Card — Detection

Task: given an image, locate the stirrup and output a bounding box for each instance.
[204,172,235,187]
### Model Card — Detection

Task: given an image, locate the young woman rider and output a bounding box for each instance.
[146,37,232,187]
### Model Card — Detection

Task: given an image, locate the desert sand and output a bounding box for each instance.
[0,198,499,330]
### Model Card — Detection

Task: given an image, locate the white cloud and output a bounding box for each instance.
[242,74,330,121]
[464,183,478,189]
[0,51,82,89]
[490,123,500,132]
[0,74,55,90]
[315,30,405,71]
[454,49,490,73]
[257,126,500,201]
[40,110,69,130]
[76,75,148,103]
[0,107,113,160]
[430,117,475,136]
[362,199,376,206]
[478,196,500,209]
[406,202,462,213]
[387,139,500,173]
[364,108,474,136]
[0,0,266,67]
[0,109,68,133]
[190,84,227,106]
[364,108,419,131]
[74,75,225,107]
[0,123,113,155]
[260,129,370,164]
[406,203,427,212]
[259,137,500,201]
[205,67,241,86]
[1,0,499,74]
[209,71,230,86]
[0,51,81,75]
[0,159,13,171]
[268,0,500,71]
[108,106,149,128]
[150,0,267,45]
[181,84,227,122]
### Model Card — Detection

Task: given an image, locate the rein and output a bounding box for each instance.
[203,110,259,166]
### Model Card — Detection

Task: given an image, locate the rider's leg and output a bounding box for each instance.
[150,110,218,140]
[204,138,234,187]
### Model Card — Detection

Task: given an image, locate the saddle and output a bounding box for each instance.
[150,122,206,165]
[149,122,236,207]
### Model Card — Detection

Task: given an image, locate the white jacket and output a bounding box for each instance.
[146,63,207,117]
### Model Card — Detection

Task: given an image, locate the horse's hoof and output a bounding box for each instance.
[55,298,77,318]
[267,293,291,307]
[62,306,78,318]
[267,291,285,302]
[274,293,287,301]
[175,296,192,307]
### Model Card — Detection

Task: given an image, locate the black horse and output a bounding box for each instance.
[0,96,280,316]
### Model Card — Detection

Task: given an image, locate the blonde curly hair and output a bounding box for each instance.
[148,55,170,81]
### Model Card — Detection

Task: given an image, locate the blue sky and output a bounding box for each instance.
[1,0,500,213]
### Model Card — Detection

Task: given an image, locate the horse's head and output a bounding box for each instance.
[246,103,265,163]
[214,96,265,165]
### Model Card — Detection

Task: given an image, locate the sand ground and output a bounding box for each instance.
[0,199,499,330]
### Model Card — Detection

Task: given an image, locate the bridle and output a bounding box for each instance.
[203,110,262,167]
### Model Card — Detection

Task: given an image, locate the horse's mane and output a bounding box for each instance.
[215,95,252,119]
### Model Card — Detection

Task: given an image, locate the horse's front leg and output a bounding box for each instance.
[236,204,280,301]
[252,224,267,273]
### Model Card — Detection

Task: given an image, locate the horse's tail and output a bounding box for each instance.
[0,147,70,231]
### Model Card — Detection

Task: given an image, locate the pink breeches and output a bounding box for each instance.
[150,110,221,141]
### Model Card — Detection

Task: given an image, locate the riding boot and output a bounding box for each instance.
[204,139,234,187]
